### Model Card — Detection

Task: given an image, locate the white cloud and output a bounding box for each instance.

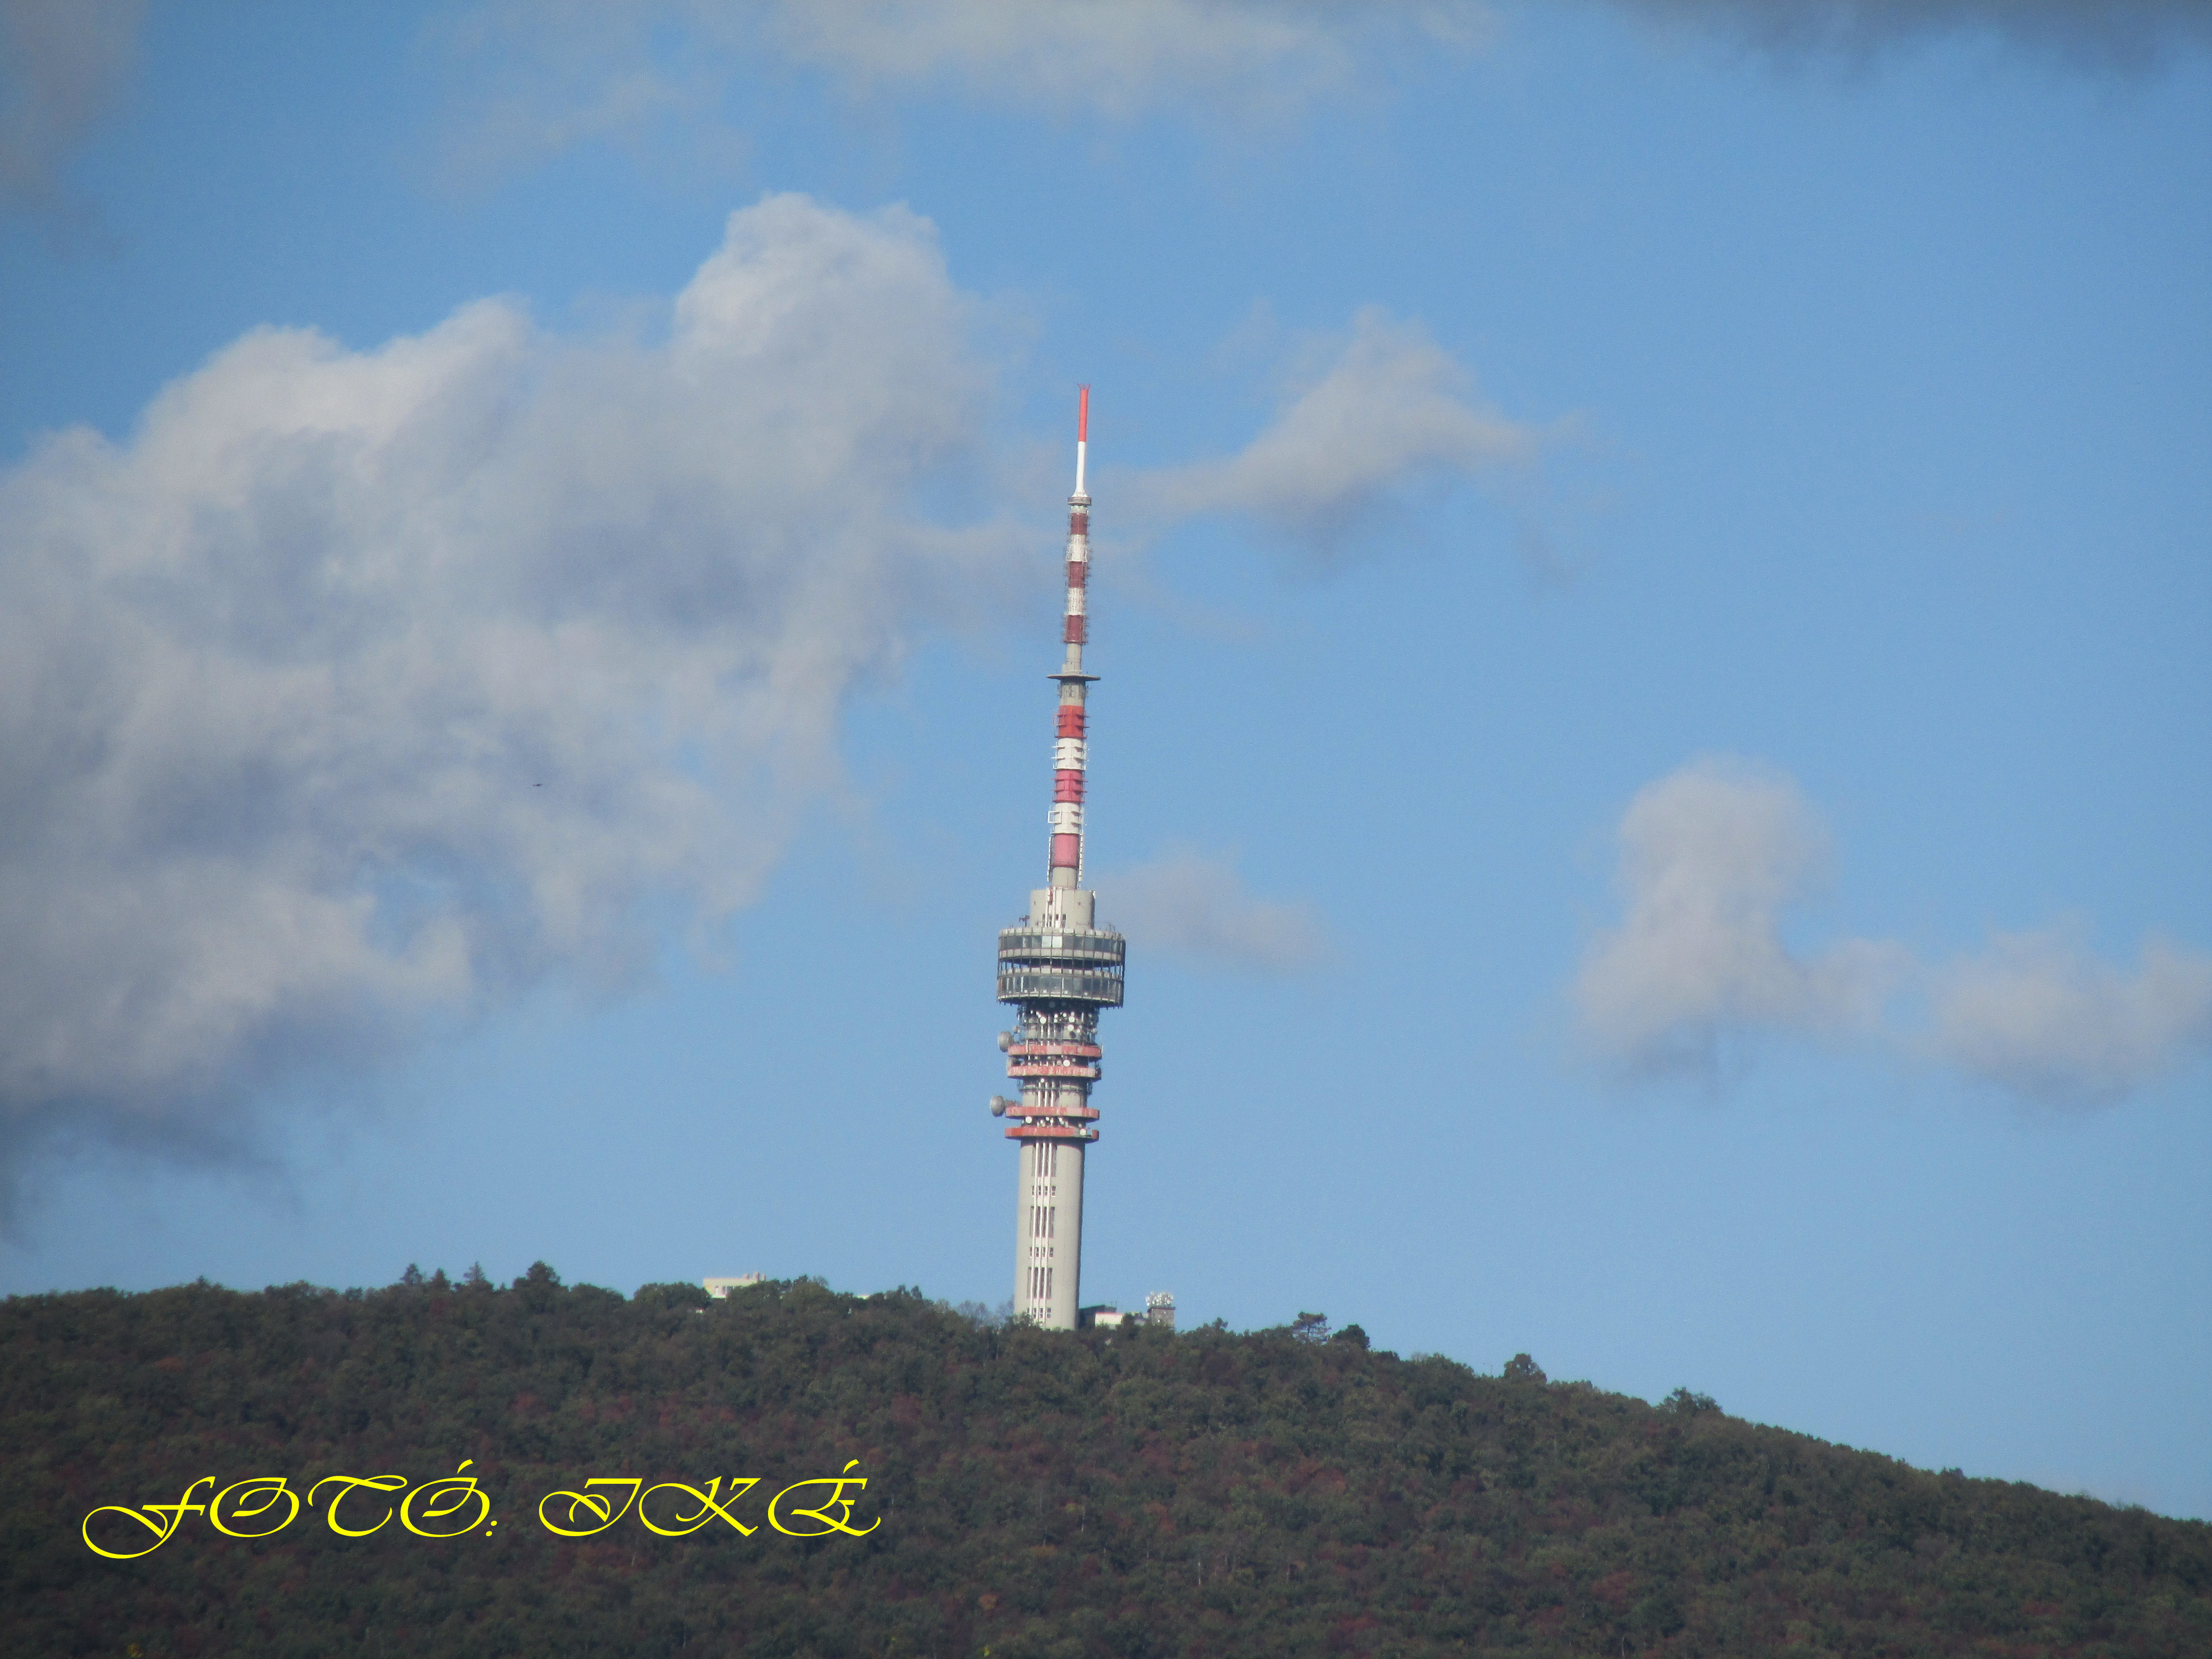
[0,0,143,233]
[1099,848,1327,973]
[1606,0,2212,71]
[426,1,1493,182]
[1931,928,2212,1106]
[1573,758,1906,1079]
[0,193,1027,1200]
[1129,308,1541,559]
[423,2,740,192]
[1575,758,2211,1106]
[421,0,2201,189]
[763,0,1490,119]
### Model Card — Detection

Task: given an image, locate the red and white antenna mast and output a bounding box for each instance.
[988,387,1125,1331]
[1050,385,1093,883]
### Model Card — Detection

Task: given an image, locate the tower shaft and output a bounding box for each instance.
[992,386,1122,1331]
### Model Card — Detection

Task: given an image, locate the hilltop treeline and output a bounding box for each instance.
[3,1270,2206,1658]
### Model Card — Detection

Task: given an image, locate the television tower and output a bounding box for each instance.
[988,386,1125,1330]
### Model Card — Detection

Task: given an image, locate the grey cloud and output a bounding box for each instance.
[1099,848,1328,974]
[1128,309,1542,561]
[0,192,1026,1211]
[1603,0,2212,71]
[1574,758,2211,1106]
[1931,928,2212,1105]
[0,0,143,234]
[1573,758,1908,1080]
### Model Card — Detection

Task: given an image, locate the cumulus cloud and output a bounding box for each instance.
[1099,848,1328,974]
[1573,759,1907,1079]
[1575,758,2212,1106]
[0,0,143,234]
[1931,928,2212,1105]
[1605,0,2212,71]
[0,192,1027,1207]
[1129,309,1542,561]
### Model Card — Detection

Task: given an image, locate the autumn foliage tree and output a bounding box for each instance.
[3,1273,2206,1658]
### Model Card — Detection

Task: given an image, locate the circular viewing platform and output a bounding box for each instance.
[997,925,1126,1007]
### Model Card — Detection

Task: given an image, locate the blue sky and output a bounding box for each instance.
[2,1,2207,1520]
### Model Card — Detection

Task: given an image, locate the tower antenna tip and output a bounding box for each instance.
[1078,385,1089,443]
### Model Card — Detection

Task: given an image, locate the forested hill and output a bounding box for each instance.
[4,1271,2206,1658]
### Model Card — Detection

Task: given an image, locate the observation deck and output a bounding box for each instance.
[996,925,1126,1007]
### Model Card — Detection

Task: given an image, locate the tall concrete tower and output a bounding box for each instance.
[988,387,1125,1331]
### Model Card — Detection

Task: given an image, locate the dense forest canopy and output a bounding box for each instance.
[4,1269,2206,1657]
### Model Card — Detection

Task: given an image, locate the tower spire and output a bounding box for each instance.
[989,387,1124,1331]
[1074,382,1089,498]
[1049,385,1094,884]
